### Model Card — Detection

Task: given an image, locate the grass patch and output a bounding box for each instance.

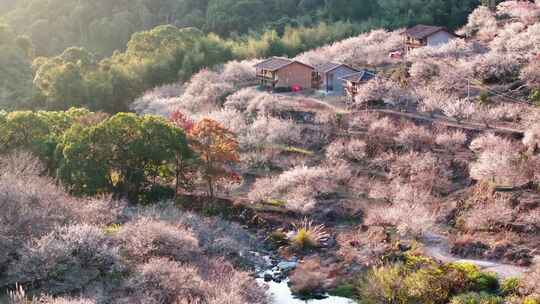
[280,145,315,156]
[103,223,122,235]
[265,198,287,207]
[329,283,356,299]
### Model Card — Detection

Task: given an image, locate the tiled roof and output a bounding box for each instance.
[254,57,292,70]
[315,62,359,73]
[340,70,376,83]
[403,25,453,40]
[254,57,313,71]
[315,62,341,73]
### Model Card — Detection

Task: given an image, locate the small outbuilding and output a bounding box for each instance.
[314,62,359,95]
[254,57,316,90]
[341,70,376,101]
[403,25,458,53]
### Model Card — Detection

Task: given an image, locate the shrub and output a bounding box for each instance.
[471,53,522,83]
[0,153,124,272]
[389,151,453,195]
[116,217,200,263]
[267,229,288,247]
[357,264,408,304]
[130,83,183,117]
[521,60,540,89]
[204,258,268,304]
[523,297,540,304]
[449,292,504,304]
[136,204,258,261]
[289,258,334,295]
[7,285,97,304]
[120,257,267,304]
[403,267,457,303]
[462,198,514,232]
[365,187,435,237]
[409,60,440,84]
[244,115,302,149]
[478,91,491,105]
[7,224,125,295]
[121,258,208,303]
[326,139,367,163]
[395,124,434,151]
[176,68,235,113]
[408,39,478,61]
[296,29,402,67]
[530,89,540,106]
[496,1,540,24]
[500,278,520,296]
[248,165,345,213]
[289,219,329,250]
[469,133,509,153]
[354,78,411,108]
[442,98,477,122]
[365,117,398,152]
[470,143,533,187]
[224,87,262,112]
[449,262,499,292]
[459,6,498,40]
[436,130,468,150]
[0,151,44,176]
[503,22,540,57]
[358,257,502,304]
[200,108,248,142]
[486,103,525,123]
[523,123,540,153]
[220,59,257,86]
[521,261,540,297]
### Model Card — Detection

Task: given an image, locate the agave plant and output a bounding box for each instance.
[289,218,329,250]
[7,283,29,304]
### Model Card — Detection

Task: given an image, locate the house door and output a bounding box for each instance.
[327,73,334,91]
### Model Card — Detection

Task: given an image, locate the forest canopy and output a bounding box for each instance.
[2,0,482,57]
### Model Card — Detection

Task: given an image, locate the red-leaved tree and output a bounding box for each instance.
[189,118,240,198]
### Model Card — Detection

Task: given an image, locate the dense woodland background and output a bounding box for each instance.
[0,0,491,113]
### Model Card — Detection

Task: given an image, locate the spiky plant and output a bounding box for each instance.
[8,283,29,304]
[290,218,329,250]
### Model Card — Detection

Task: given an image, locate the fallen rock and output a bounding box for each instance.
[278,261,298,273]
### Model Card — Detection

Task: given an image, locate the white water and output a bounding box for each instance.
[257,279,356,304]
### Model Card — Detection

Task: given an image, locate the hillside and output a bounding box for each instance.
[1,1,540,304]
[0,0,483,114]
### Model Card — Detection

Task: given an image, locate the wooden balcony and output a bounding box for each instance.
[256,70,277,83]
[345,84,359,96]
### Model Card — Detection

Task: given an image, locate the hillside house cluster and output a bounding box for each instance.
[255,58,374,98]
[255,24,458,99]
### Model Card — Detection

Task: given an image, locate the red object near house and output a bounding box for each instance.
[389,51,403,59]
[292,85,302,92]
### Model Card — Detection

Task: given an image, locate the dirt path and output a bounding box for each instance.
[421,233,528,279]
[366,109,524,137]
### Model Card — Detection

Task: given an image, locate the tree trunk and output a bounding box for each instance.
[207,176,214,198]
[174,156,181,200]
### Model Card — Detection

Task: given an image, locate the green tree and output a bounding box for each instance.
[325,0,377,21]
[205,0,267,36]
[0,24,34,110]
[57,113,193,201]
[0,108,93,171]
